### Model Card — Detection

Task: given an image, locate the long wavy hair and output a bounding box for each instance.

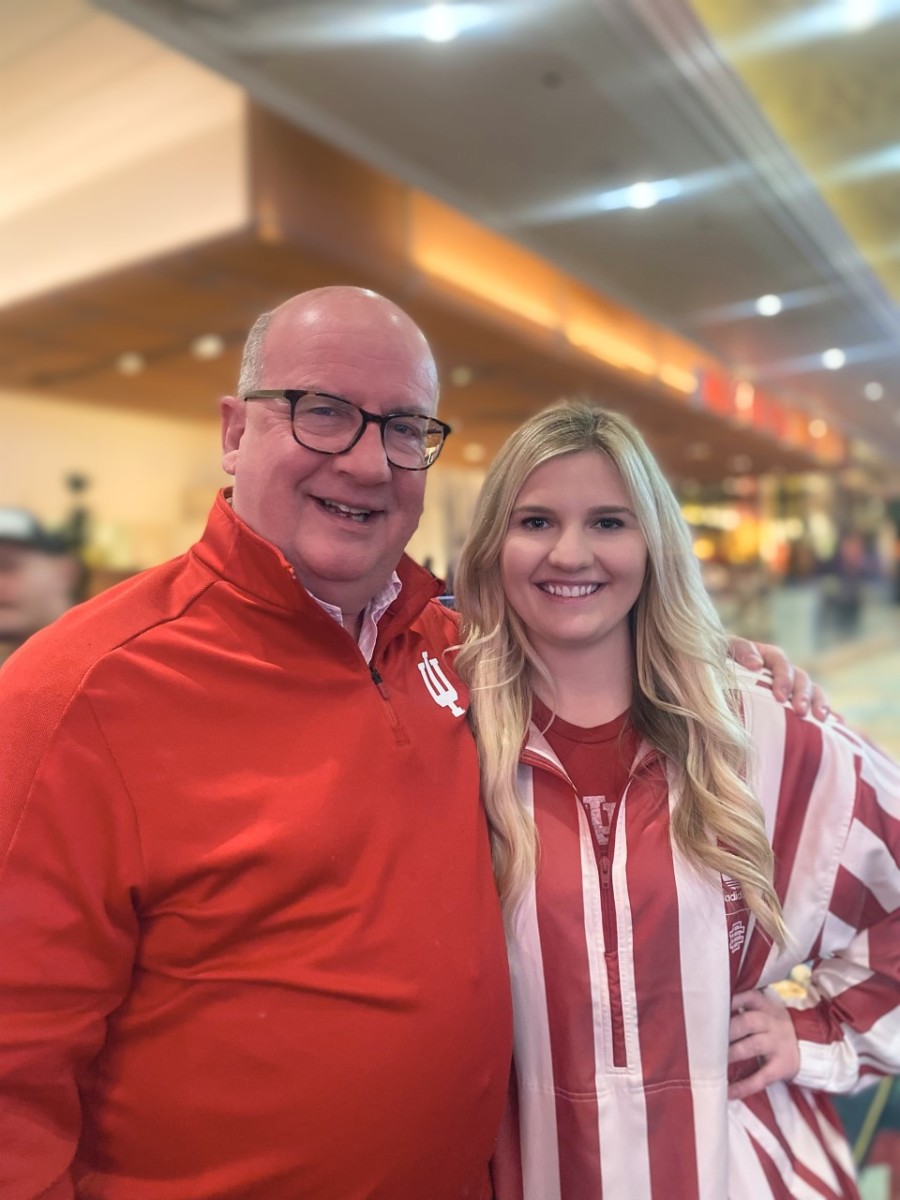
[454,401,785,943]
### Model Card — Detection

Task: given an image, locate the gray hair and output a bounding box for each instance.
[236,311,273,396]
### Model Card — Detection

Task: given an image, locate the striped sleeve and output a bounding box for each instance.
[782,717,900,1093]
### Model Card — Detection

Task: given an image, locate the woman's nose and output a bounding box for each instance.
[546,526,592,570]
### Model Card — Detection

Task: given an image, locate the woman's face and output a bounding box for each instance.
[500,450,648,663]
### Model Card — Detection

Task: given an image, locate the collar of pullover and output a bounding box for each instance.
[191,490,443,641]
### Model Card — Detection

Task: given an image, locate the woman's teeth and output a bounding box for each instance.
[539,583,600,597]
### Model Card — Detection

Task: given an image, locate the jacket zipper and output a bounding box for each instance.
[597,807,628,1069]
[526,740,659,1071]
[526,741,632,1070]
[369,666,410,746]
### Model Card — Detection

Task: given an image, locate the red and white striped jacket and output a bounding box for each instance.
[493,667,900,1200]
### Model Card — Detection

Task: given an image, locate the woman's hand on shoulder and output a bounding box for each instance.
[727,637,829,720]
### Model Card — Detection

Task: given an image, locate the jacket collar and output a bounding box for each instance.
[521,716,659,783]
[191,490,441,635]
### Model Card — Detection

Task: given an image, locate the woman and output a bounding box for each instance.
[454,402,899,1200]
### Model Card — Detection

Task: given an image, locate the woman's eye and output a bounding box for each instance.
[596,517,624,530]
[521,516,549,530]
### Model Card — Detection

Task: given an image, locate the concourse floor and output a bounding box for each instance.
[813,626,900,759]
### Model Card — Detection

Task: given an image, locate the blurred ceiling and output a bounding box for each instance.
[87,0,900,469]
[3,0,899,492]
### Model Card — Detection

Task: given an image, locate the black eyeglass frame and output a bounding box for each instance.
[242,389,452,471]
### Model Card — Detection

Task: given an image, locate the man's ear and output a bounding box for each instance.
[220,395,245,477]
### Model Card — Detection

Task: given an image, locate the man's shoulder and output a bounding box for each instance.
[0,547,212,707]
[411,595,461,648]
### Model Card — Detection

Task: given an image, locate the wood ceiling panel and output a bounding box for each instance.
[0,220,829,481]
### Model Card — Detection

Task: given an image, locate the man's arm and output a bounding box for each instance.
[728,637,829,720]
[0,681,143,1196]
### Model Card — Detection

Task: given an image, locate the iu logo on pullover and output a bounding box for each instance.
[417,650,465,717]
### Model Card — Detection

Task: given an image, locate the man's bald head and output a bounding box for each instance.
[237,287,438,403]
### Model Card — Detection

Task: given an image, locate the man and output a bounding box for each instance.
[0,508,79,665]
[0,286,818,1199]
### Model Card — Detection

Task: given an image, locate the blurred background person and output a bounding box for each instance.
[0,509,80,665]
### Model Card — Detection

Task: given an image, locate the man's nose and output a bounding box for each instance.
[336,419,393,483]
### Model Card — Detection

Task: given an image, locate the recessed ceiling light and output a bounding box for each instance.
[422,4,459,42]
[462,442,487,463]
[845,0,879,31]
[625,180,680,209]
[449,365,474,387]
[809,418,828,438]
[755,294,782,317]
[864,381,884,401]
[191,334,225,360]
[822,348,846,370]
[116,352,146,376]
[728,454,753,473]
[627,182,659,209]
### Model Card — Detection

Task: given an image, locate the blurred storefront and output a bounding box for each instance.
[679,438,898,667]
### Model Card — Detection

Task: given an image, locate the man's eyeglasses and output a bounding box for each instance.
[242,390,451,471]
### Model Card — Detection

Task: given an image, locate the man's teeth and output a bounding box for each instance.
[321,499,372,522]
[540,583,601,598]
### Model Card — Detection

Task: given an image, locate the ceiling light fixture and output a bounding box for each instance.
[755,294,783,317]
[845,0,880,31]
[462,442,487,463]
[864,381,884,401]
[809,418,828,438]
[191,334,226,360]
[625,180,681,209]
[449,365,474,387]
[728,454,753,473]
[115,352,146,376]
[822,348,846,370]
[422,4,460,42]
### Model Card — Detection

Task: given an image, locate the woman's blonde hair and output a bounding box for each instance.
[454,400,785,943]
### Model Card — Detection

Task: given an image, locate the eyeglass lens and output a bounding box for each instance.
[292,394,444,468]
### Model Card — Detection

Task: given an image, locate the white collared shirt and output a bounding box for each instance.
[309,572,402,664]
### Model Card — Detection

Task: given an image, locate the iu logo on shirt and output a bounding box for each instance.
[583,795,616,847]
[417,650,465,717]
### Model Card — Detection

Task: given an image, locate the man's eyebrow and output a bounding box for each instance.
[304,392,433,417]
[385,404,435,417]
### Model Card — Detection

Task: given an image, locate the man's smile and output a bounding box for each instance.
[315,497,379,523]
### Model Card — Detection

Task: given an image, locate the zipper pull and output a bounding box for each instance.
[370,665,390,699]
[600,855,611,889]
